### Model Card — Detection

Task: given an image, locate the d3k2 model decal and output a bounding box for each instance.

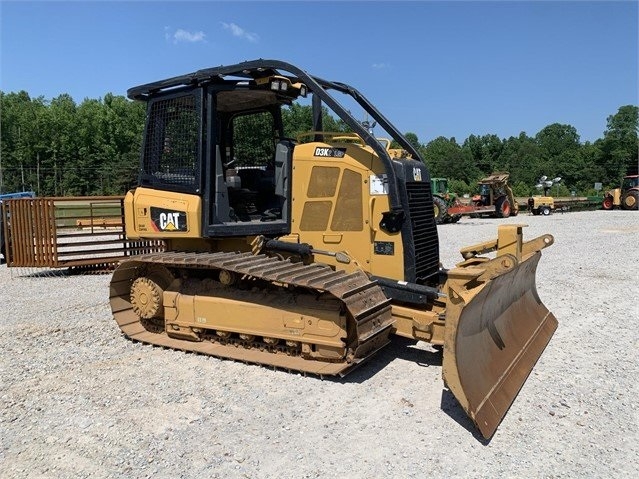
[150,207,187,232]
[313,146,347,158]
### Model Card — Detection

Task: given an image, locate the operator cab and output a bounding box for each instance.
[622,175,639,190]
[477,183,492,205]
[137,74,307,237]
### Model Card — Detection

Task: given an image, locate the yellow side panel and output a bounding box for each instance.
[291,142,405,281]
[307,166,340,197]
[367,193,404,280]
[331,169,363,231]
[124,187,202,239]
[300,201,332,231]
[365,154,405,280]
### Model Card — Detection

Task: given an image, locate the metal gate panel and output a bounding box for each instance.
[3,196,164,268]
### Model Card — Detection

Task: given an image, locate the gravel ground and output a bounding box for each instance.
[1,210,637,478]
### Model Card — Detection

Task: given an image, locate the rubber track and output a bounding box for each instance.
[110,251,394,376]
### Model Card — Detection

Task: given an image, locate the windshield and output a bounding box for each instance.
[622,176,638,189]
[435,180,448,194]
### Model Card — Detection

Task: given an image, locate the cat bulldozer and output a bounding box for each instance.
[111,60,557,439]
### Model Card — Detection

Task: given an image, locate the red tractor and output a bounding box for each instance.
[602,175,639,210]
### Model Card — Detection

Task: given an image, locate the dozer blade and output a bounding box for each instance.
[442,251,557,439]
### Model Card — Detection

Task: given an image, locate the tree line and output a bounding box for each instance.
[409,105,638,197]
[1,90,637,197]
[1,91,145,196]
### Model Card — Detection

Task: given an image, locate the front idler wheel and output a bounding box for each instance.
[131,277,164,319]
[130,266,174,324]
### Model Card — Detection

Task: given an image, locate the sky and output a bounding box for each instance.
[1,0,637,144]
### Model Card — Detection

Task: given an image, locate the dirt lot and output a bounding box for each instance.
[1,210,637,478]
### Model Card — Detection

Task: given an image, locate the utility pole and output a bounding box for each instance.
[37,152,40,195]
[0,147,3,194]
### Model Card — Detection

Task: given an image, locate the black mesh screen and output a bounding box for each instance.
[405,181,440,281]
[142,94,199,189]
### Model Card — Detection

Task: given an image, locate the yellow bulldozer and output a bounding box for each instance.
[110,60,557,439]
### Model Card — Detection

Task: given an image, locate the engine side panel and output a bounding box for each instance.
[124,188,202,239]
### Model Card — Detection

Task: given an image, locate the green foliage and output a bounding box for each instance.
[403,132,422,153]
[448,179,474,196]
[598,105,639,187]
[463,134,503,174]
[282,103,348,140]
[0,91,144,195]
[0,89,636,198]
[232,111,276,166]
[423,136,481,183]
[509,181,531,197]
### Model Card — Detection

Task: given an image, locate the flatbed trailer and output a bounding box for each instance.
[447,203,499,216]
[518,196,602,213]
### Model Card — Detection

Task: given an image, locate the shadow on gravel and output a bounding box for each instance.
[7,266,112,278]
[318,337,492,444]
[7,267,72,278]
[320,336,444,384]
[440,389,491,445]
[213,336,442,387]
